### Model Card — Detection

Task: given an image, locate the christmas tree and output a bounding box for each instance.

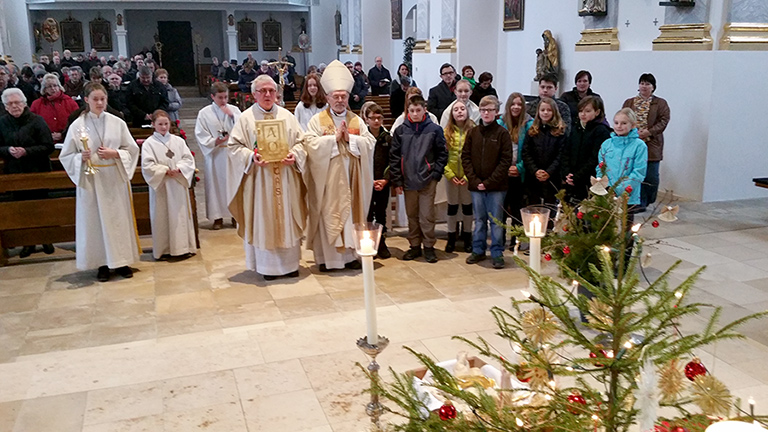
[366,180,768,432]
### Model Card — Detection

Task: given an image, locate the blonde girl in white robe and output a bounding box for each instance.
[60,82,140,281]
[141,110,197,260]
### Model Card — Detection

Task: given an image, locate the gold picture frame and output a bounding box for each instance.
[504,0,525,31]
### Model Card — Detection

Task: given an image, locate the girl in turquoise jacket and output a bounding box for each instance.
[597,108,648,207]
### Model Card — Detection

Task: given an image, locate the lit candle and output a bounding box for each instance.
[362,252,377,345]
[530,215,542,237]
[360,231,376,255]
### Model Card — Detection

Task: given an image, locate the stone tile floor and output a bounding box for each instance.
[1,111,767,430]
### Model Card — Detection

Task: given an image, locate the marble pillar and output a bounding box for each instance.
[414,0,430,52]
[0,0,7,57]
[577,0,619,51]
[721,0,768,49]
[351,0,362,54]
[437,0,456,52]
[340,0,350,52]
[654,0,712,50]
[114,9,128,58]
[224,10,237,61]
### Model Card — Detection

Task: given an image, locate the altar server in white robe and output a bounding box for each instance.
[141,109,197,260]
[60,82,141,282]
[194,82,242,230]
[295,60,376,271]
[227,75,307,280]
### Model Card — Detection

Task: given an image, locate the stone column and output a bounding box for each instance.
[114,9,128,58]
[720,0,768,50]
[224,9,238,61]
[413,0,430,52]
[653,0,712,51]
[437,0,456,52]
[340,0,350,53]
[576,0,619,51]
[351,0,362,54]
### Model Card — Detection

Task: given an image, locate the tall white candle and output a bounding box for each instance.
[362,254,377,345]
[529,237,541,291]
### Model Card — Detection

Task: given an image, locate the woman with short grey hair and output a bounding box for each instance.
[30,73,80,143]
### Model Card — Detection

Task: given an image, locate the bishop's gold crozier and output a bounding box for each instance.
[78,126,99,175]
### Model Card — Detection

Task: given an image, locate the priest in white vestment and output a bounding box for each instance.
[194,82,242,230]
[227,75,307,280]
[295,60,376,271]
[141,111,197,260]
[59,83,141,281]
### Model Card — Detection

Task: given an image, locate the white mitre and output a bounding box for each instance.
[320,60,354,94]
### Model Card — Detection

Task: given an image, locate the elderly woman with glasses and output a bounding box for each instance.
[0,87,56,257]
[30,73,80,143]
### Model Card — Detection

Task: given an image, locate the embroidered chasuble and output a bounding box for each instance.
[296,108,376,268]
[227,103,307,275]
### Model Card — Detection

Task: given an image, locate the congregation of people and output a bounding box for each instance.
[0,49,670,282]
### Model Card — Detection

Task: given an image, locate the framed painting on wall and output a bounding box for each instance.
[262,18,282,51]
[504,0,524,31]
[238,17,258,51]
[391,0,402,39]
[61,17,85,52]
[89,17,112,51]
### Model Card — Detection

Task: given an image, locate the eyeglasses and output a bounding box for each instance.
[255,88,276,95]
[4,101,24,107]
[479,108,497,113]
[441,71,455,76]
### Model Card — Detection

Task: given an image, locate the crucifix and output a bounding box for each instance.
[653,18,659,26]
[625,20,631,27]
[267,47,294,87]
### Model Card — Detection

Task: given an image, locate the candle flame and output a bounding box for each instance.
[631,223,641,233]
[520,290,531,299]
[515,418,524,427]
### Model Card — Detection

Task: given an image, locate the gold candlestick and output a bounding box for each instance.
[78,127,99,175]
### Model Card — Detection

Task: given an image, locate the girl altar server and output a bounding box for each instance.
[141,110,197,260]
[60,82,141,282]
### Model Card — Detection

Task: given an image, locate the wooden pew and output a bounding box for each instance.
[0,168,200,266]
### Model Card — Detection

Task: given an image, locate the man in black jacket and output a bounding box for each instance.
[367,57,391,96]
[462,96,514,269]
[389,96,447,263]
[345,62,368,111]
[127,66,169,127]
[427,63,457,120]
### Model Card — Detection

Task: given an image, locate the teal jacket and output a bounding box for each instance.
[497,117,533,181]
[596,128,648,205]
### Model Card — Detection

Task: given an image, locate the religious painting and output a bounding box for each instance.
[503,0,524,31]
[61,17,85,52]
[89,17,112,51]
[238,17,258,51]
[262,18,282,51]
[391,0,402,39]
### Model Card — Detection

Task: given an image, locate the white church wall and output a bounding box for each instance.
[308,0,338,67]
[360,0,393,72]
[5,2,34,63]
[455,0,500,88]
[703,52,768,202]
[30,10,120,58]
[227,11,296,64]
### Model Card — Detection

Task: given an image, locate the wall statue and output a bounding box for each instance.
[579,0,607,15]
[534,30,560,81]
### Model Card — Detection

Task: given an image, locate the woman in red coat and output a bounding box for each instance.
[30,73,79,144]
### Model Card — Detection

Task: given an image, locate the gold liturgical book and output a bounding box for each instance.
[255,119,289,163]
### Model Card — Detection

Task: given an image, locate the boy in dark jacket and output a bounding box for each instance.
[462,96,514,269]
[390,96,448,263]
[365,104,392,259]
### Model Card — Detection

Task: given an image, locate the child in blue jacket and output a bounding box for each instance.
[597,108,648,208]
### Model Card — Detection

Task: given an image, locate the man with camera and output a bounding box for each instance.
[194,82,242,230]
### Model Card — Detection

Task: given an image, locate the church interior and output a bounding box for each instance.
[2,0,768,431]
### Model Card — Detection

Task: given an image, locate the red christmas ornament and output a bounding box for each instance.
[544,253,552,261]
[625,185,633,194]
[439,400,457,421]
[190,151,195,156]
[194,176,200,182]
[684,358,707,381]
[567,393,587,415]
[593,214,600,219]
[563,246,571,254]
[671,427,688,432]
[590,350,608,367]
[599,161,605,169]
[563,225,569,232]
[577,212,584,219]
[652,220,660,228]
[516,366,531,383]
